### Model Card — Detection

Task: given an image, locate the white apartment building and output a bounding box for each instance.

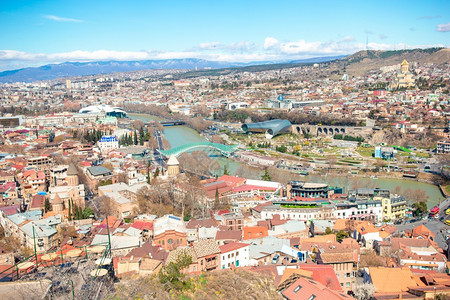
[97,136,119,154]
[219,242,250,269]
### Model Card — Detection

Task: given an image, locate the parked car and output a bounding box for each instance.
[446,220,450,226]
[272,254,280,264]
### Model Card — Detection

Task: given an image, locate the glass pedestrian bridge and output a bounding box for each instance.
[157,142,239,158]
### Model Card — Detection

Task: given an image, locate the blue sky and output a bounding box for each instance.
[0,0,449,70]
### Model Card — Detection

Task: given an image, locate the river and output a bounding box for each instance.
[129,113,445,207]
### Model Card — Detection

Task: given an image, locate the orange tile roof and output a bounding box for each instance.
[369,267,418,293]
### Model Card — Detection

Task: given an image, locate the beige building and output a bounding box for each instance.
[167,154,180,176]
[318,251,356,293]
[391,60,415,89]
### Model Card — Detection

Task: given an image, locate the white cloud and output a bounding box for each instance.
[437,22,450,32]
[339,36,355,43]
[44,15,83,23]
[0,38,446,71]
[198,42,221,50]
[264,37,279,50]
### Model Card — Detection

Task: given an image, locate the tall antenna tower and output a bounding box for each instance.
[366,35,369,51]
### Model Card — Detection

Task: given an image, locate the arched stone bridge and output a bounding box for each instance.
[291,124,372,137]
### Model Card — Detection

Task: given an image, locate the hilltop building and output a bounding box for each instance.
[391,60,415,89]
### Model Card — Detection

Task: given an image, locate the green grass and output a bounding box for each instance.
[357,146,374,157]
[414,152,430,158]
[444,185,450,195]
[340,159,361,164]
[280,204,318,209]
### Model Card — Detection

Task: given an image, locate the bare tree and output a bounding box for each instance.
[326,155,337,171]
[135,186,153,214]
[132,120,144,130]
[392,185,402,196]
[354,283,375,300]
[98,196,117,218]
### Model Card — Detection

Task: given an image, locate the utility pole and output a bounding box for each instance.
[32,225,38,268]
[106,216,111,256]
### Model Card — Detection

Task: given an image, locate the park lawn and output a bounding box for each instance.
[357,147,374,157]
[414,152,430,158]
[445,185,450,195]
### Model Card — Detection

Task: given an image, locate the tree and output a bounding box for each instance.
[336,230,349,242]
[136,186,153,214]
[98,196,117,218]
[83,207,94,219]
[403,188,429,203]
[44,198,52,213]
[412,201,427,217]
[68,199,72,221]
[392,185,402,196]
[158,251,193,292]
[223,165,230,176]
[133,129,138,145]
[261,168,272,181]
[325,227,333,235]
[153,167,160,178]
[354,283,375,300]
[326,155,337,171]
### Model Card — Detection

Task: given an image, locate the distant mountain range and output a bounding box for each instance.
[0,56,345,83]
[2,48,445,83]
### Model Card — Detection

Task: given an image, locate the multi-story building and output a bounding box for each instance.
[219,242,250,269]
[285,181,329,198]
[193,239,221,271]
[97,136,119,154]
[152,215,187,251]
[260,201,334,221]
[220,212,244,231]
[379,195,408,220]
[333,200,383,222]
[317,251,356,293]
[437,141,450,153]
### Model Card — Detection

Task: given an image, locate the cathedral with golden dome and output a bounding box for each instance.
[390,60,415,89]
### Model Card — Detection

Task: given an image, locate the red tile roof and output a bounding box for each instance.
[299,264,342,291]
[219,242,249,253]
[242,226,268,240]
[282,277,352,300]
[215,230,242,241]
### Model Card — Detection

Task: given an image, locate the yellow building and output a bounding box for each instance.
[391,60,415,89]
[375,195,407,220]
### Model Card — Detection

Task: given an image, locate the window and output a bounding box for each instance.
[231,253,234,257]
[228,254,230,259]
[293,285,302,293]
[167,238,174,245]
[236,251,239,256]
[346,282,350,287]
[346,273,351,278]
[307,296,316,300]
[201,260,203,265]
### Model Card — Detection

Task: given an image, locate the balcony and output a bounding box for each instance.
[205,257,218,270]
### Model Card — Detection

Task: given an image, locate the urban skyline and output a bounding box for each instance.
[0,0,449,71]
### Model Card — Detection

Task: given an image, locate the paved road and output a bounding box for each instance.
[394,197,450,250]
[153,129,165,167]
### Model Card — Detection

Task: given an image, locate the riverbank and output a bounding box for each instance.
[128,113,445,206]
